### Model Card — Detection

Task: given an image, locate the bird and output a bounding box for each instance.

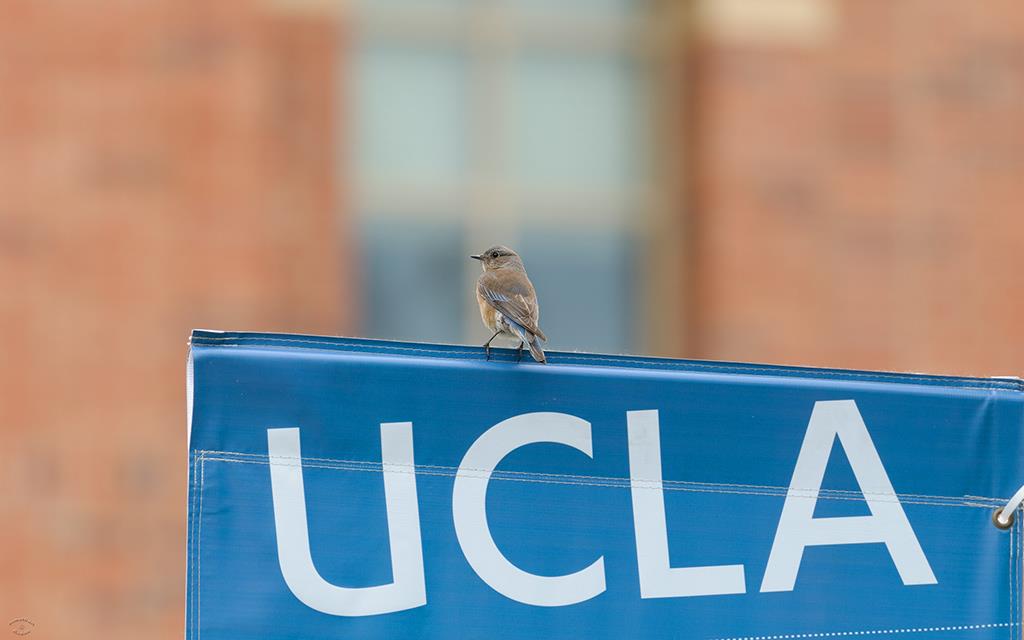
[471,245,547,364]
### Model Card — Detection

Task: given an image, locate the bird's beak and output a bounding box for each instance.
[469,254,482,261]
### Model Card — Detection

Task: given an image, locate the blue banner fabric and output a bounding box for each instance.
[186,330,1024,640]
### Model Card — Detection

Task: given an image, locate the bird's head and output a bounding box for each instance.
[470,245,524,272]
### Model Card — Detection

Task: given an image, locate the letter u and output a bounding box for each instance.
[266,425,426,616]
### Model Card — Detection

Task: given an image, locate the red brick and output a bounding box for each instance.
[0,3,348,638]
[686,0,1024,375]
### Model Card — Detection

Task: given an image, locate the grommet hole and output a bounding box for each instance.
[993,507,1015,530]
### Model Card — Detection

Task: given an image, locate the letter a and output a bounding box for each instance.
[760,400,937,592]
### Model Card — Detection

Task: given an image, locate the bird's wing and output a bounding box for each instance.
[477,273,547,342]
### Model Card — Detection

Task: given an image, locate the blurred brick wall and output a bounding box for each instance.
[0,1,348,638]
[687,0,1024,375]
[4,0,1024,636]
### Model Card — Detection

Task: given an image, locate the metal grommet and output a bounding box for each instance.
[993,507,1015,530]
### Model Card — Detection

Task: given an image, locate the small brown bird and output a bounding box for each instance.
[471,245,547,363]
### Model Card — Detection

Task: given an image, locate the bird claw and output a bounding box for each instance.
[482,330,500,362]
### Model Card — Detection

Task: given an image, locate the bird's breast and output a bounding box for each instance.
[477,295,500,331]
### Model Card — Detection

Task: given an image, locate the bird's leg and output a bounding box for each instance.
[482,330,501,360]
[516,341,524,362]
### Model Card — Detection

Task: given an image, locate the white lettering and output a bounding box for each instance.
[452,412,606,606]
[760,400,936,592]
[627,410,747,597]
[267,425,426,615]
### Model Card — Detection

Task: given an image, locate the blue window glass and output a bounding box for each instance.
[510,52,646,191]
[360,218,466,344]
[519,227,636,354]
[352,44,468,187]
[353,0,466,8]
[516,0,638,17]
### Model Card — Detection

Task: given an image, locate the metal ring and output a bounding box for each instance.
[993,507,1015,530]
[996,484,1024,529]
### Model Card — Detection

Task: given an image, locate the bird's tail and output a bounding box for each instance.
[527,334,546,364]
[509,322,547,364]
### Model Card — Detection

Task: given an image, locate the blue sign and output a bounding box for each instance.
[186,330,1024,640]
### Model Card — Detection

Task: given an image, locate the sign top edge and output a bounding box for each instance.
[188,329,1023,393]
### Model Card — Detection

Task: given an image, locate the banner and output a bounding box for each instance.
[186,330,1024,640]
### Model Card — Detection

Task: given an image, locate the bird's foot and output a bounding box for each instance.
[482,330,500,361]
[516,342,524,362]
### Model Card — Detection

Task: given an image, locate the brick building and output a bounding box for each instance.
[686,0,1024,374]
[1,1,1022,638]
[0,2,349,638]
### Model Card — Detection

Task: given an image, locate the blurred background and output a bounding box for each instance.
[2,0,1022,637]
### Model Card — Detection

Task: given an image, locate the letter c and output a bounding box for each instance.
[452,412,606,606]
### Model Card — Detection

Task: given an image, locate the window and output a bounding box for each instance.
[349,0,654,353]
